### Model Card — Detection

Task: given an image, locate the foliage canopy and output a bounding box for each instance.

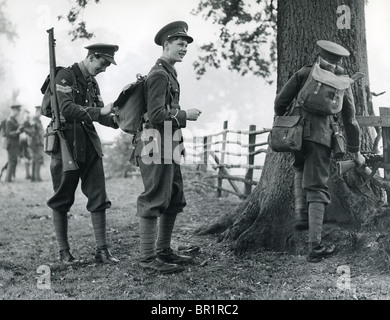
[0,1,16,41]
[60,0,277,81]
[191,0,277,82]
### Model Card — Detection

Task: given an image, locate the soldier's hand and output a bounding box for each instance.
[352,152,365,167]
[100,103,113,116]
[186,108,202,121]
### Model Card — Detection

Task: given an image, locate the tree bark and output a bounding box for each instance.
[197,0,382,254]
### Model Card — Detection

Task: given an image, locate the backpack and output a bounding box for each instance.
[40,66,77,118]
[113,69,171,135]
[297,58,354,116]
[113,74,147,135]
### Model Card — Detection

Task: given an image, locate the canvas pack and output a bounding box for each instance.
[298,60,354,116]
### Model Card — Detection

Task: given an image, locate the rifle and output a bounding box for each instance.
[337,153,383,176]
[337,153,385,188]
[47,28,78,172]
[337,153,390,191]
[0,162,8,180]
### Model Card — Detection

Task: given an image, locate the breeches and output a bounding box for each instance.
[6,149,18,181]
[47,146,111,213]
[137,159,187,218]
[19,140,31,160]
[293,140,332,204]
[7,147,18,163]
[32,146,44,164]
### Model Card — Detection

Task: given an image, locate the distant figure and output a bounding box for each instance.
[0,117,7,178]
[30,106,44,182]
[19,109,33,179]
[4,104,23,182]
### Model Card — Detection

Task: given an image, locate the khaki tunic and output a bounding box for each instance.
[136,58,187,217]
[47,62,118,213]
[274,65,361,204]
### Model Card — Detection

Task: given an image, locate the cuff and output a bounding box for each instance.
[176,110,187,128]
[346,144,360,153]
[89,107,101,122]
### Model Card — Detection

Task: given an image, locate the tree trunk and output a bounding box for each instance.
[197,0,382,254]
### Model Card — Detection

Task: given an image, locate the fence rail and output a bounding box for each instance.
[184,120,271,199]
[105,109,390,201]
[353,108,390,200]
[185,109,390,200]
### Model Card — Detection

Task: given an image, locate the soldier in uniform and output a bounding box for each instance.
[47,43,120,265]
[274,40,365,262]
[30,106,44,182]
[4,104,23,182]
[134,21,202,273]
[19,109,33,180]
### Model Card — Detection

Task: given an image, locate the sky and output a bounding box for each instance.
[1,0,389,144]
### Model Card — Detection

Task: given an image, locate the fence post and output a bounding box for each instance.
[218,121,228,197]
[379,107,390,201]
[201,135,208,172]
[193,135,201,177]
[244,124,256,196]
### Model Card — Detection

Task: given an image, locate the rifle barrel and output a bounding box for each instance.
[46,28,79,172]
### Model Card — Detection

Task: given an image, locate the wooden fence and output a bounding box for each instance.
[183,108,390,200]
[183,120,271,199]
[354,107,390,199]
[107,107,390,200]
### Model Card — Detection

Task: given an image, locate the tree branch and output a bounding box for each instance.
[58,0,100,41]
[191,0,277,80]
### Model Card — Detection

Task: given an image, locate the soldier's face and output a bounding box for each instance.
[164,38,188,64]
[87,56,111,76]
[12,109,21,117]
[23,112,31,122]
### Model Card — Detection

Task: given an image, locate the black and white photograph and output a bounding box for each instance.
[0,0,389,310]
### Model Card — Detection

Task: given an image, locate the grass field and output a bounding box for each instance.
[1,152,390,303]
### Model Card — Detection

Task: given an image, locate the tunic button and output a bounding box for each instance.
[85,100,88,103]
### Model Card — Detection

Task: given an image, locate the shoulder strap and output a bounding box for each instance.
[147,65,173,110]
[148,65,171,85]
[159,64,175,109]
[285,67,313,117]
[296,64,316,107]
[68,65,80,93]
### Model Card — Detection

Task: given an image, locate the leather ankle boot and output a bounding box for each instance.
[157,247,193,265]
[139,258,184,274]
[95,247,119,265]
[307,242,337,263]
[59,249,79,264]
